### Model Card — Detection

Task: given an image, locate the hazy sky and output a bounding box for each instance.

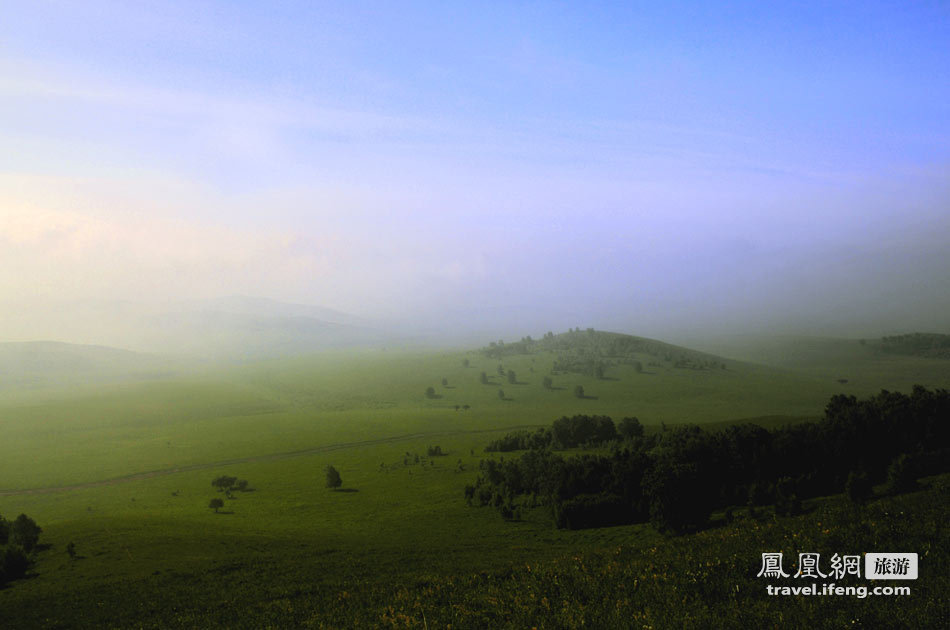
[2,1,949,340]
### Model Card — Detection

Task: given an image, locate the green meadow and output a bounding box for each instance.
[1,334,948,627]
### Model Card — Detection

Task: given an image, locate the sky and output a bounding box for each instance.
[1,1,949,342]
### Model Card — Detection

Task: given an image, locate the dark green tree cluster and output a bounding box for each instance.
[468,386,950,534]
[0,513,41,586]
[485,428,552,452]
[880,332,950,358]
[485,415,635,452]
[208,475,252,512]
[617,416,644,439]
[211,475,250,497]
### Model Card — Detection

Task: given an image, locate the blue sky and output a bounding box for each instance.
[1,1,948,337]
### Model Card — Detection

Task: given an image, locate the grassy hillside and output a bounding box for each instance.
[0,330,947,627]
[684,333,950,389]
[0,341,895,491]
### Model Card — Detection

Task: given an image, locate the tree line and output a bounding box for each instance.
[879,333,950,358]
[466,386,949,533]
[485,415,643,451]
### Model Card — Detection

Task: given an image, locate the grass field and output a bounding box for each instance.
[1,334,948,627]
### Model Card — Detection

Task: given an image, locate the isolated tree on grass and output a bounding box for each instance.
[462,358,470,368]
[441,377,448,387]
[498,389,505,400]
[425,386,437,399]
[325,465,343,489]
[208,498,224,513]
[507,370,517,384]
[542,376,553,390]
[479,371,489,385]
[574,385,585,399]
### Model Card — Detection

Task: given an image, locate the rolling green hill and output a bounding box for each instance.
[0,329,947,627]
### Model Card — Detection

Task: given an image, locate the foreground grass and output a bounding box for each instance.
[3,475,945,628]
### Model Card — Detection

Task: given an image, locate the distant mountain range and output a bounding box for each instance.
[0,295,399,360]
[0,341,174,391]
[140,300,391,359]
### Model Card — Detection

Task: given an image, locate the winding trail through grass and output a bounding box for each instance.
[0,424,542,496]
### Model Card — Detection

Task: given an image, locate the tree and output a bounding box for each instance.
[774,477,803,516]
[326,465,343,489]
[498,389,505,400]
[542,376,553,390]
[595,365,604,379]
[632,361,643,373]
[497,364,505,376]
[425,386,436,399]
[618,416,644,439]
[10,514,41,552]
[574,385,585,399]
[0,513,9,545]
[66,541,77,559]
[884,454,917,495]
[208,498,224,513]
[846,470,873,504]
[212,476,237,494]
[507,370,517,384]
[479,371,489,384]
[234,479,249,492]
[441,377,448,387]
[0,546,30,582]
[462,358,470,368]
[644,459,712,534]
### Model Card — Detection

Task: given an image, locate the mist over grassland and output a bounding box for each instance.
[2,3,949,626]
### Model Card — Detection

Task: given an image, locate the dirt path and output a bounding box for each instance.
[0,424,542,497]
